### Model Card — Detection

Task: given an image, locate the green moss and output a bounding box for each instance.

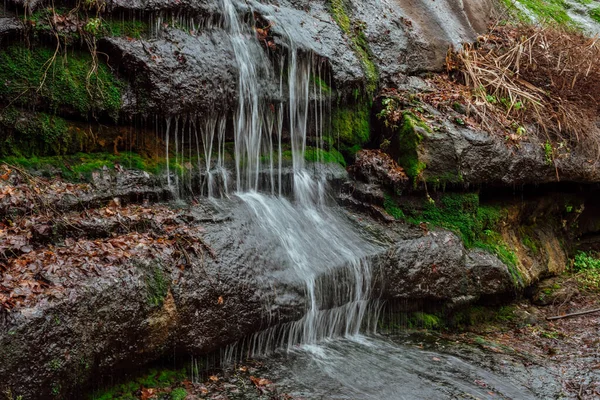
[506,0,573,25]
[102,19,149,39]
[590,7,600,23]
[379,311,444,332]
[384,193,405,219]
[1,151,164,181]
[331,102,371,156]
[304,147,346,167]
[385,192,521,284]
[0,108,70,156]
[312,75,331,94]
[411,312,442,330]
[0,44,124,120]
[396,112,429,181]
[261,146,345,167]
[426,172,464,191]
[147,264,169,307]
[450,304,517,329]
[328,0,378,94]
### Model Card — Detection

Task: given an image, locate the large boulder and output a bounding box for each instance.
[0,198,306,399]
[378,230,516,308]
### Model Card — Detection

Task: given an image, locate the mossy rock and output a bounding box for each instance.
[395,112,429,181]
[384,192,521,283]
[328,0,378,94]
[0,108,70,156]
[330,102,371,158]
[0,44,124,120]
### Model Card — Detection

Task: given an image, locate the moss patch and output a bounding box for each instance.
[145,264,169,307]
[590,7,600,23]
[396,112,428,181]
[328,0,378,94]
[330,102,371,157]
[0,108,70,156]
[304,147,346,167]
[1,151,167,181]
[385,192,521,284]
[449,305,517,330]
[500,0,572,25]
[0,44,124,120]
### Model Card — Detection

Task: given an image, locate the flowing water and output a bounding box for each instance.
[161,1,539,397]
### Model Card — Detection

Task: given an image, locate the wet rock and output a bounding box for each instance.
[100,28,239,116]
[378,230,515,307]
[0,17,23,37]
[348,0,494,84]
[348,149,409,192]
[0,201,306,399]
[254,0,364,89]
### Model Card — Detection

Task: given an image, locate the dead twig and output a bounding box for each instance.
[546,307,600,321]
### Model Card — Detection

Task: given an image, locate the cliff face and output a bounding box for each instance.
[0,0,493,116]
[2,1,600,398]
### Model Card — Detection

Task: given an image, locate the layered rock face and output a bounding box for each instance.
[1,168,528,398]
[3,0,600,398]
[1,0,494,116]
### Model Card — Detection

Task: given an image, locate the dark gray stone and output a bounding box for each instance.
[0,17,23,37]
[377,230,515,306]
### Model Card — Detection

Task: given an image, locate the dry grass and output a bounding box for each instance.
[449,25,600,156]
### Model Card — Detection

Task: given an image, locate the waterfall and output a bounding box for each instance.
[215,0,381,362]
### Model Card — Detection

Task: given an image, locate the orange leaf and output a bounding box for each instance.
[140,388,156,400]
[217,296,224,305]
[250,376,272,387]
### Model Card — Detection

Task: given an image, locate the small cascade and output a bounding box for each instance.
[215,0,381,363]
[157,0,379,363]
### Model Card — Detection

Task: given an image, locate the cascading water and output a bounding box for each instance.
[158,1,538,398]
[217,0,381,360]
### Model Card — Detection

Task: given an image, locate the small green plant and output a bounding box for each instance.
[573,251,600,271]
[571,251,600,291]
[170,388,187,400]
[544,141,553,165]
[513,101,525,111]
[51,383,61,396]
[84,18,102,35]
[485,94,497,104]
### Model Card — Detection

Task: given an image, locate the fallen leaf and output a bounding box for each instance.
[250,376,272,387]
[140,388,156,400]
